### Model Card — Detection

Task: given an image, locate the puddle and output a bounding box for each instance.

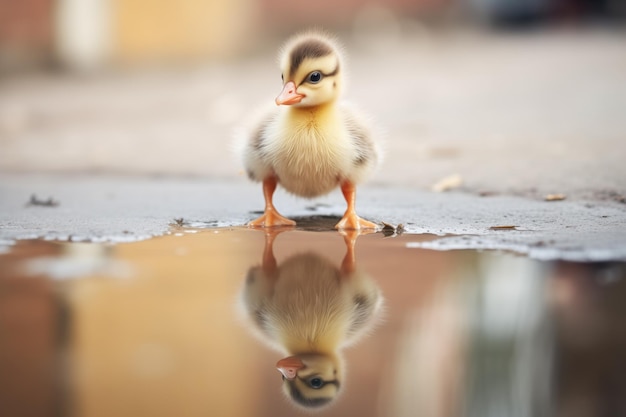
[0,228,625,416]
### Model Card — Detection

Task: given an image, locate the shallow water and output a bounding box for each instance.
[1,227,625,417]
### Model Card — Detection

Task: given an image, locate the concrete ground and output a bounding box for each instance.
[1,173,625,262]
[1,27,625,261]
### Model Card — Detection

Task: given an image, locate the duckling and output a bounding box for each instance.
[239,230,383,409]
[241,31,380,230]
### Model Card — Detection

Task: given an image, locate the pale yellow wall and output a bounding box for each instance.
[111,0,257,63]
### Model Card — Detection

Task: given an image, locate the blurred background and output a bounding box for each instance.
[0,0,623,71]
[0,0,625,198]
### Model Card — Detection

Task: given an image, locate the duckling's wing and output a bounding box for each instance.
[239,111,277,182]
[340,104,381,180]
[345,280,384,344]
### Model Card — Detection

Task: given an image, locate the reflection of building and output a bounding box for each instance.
[0,233,259,417]
[0,240,64,417]
[64,234,257,417]
[378,251,554,417]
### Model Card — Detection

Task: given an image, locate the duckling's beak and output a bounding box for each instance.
[275,81,304,106]
[276,355,305,380]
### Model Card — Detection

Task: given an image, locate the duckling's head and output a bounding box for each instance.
[276,32,343,108]
[277,353,343,409]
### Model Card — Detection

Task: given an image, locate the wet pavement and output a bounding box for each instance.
[1,174,626,262]
[1,227,625,417]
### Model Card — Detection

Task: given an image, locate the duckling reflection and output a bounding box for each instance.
[240,230,383,409]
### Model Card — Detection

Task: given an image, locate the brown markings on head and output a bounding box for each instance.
[289,38,334,79]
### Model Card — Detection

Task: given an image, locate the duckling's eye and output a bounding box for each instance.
[307,71,323,84]
[309,377,324,389]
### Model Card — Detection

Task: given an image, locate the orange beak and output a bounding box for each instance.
[276,356,305,380]
[275,81,304,106]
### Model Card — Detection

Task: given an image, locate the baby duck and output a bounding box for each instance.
[239,230,383,409]
[242,31,380,230]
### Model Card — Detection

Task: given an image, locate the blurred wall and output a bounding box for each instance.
[1,0,257,71]
[0,0,54,71]
[1,0,449,72]
[111,0,257,65]
[0,0,622,72]
[257,0,448,32]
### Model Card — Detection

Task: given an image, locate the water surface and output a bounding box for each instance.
[1,227,624,417]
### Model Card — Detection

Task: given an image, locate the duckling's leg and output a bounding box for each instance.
[340,230,358,275]
[248,177,296,228]
[335,181,378,230]
[339,229,375,274]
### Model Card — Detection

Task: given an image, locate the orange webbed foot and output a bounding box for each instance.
[336,181,378,231]
[248,210,296,228]
[334,213,378,231]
